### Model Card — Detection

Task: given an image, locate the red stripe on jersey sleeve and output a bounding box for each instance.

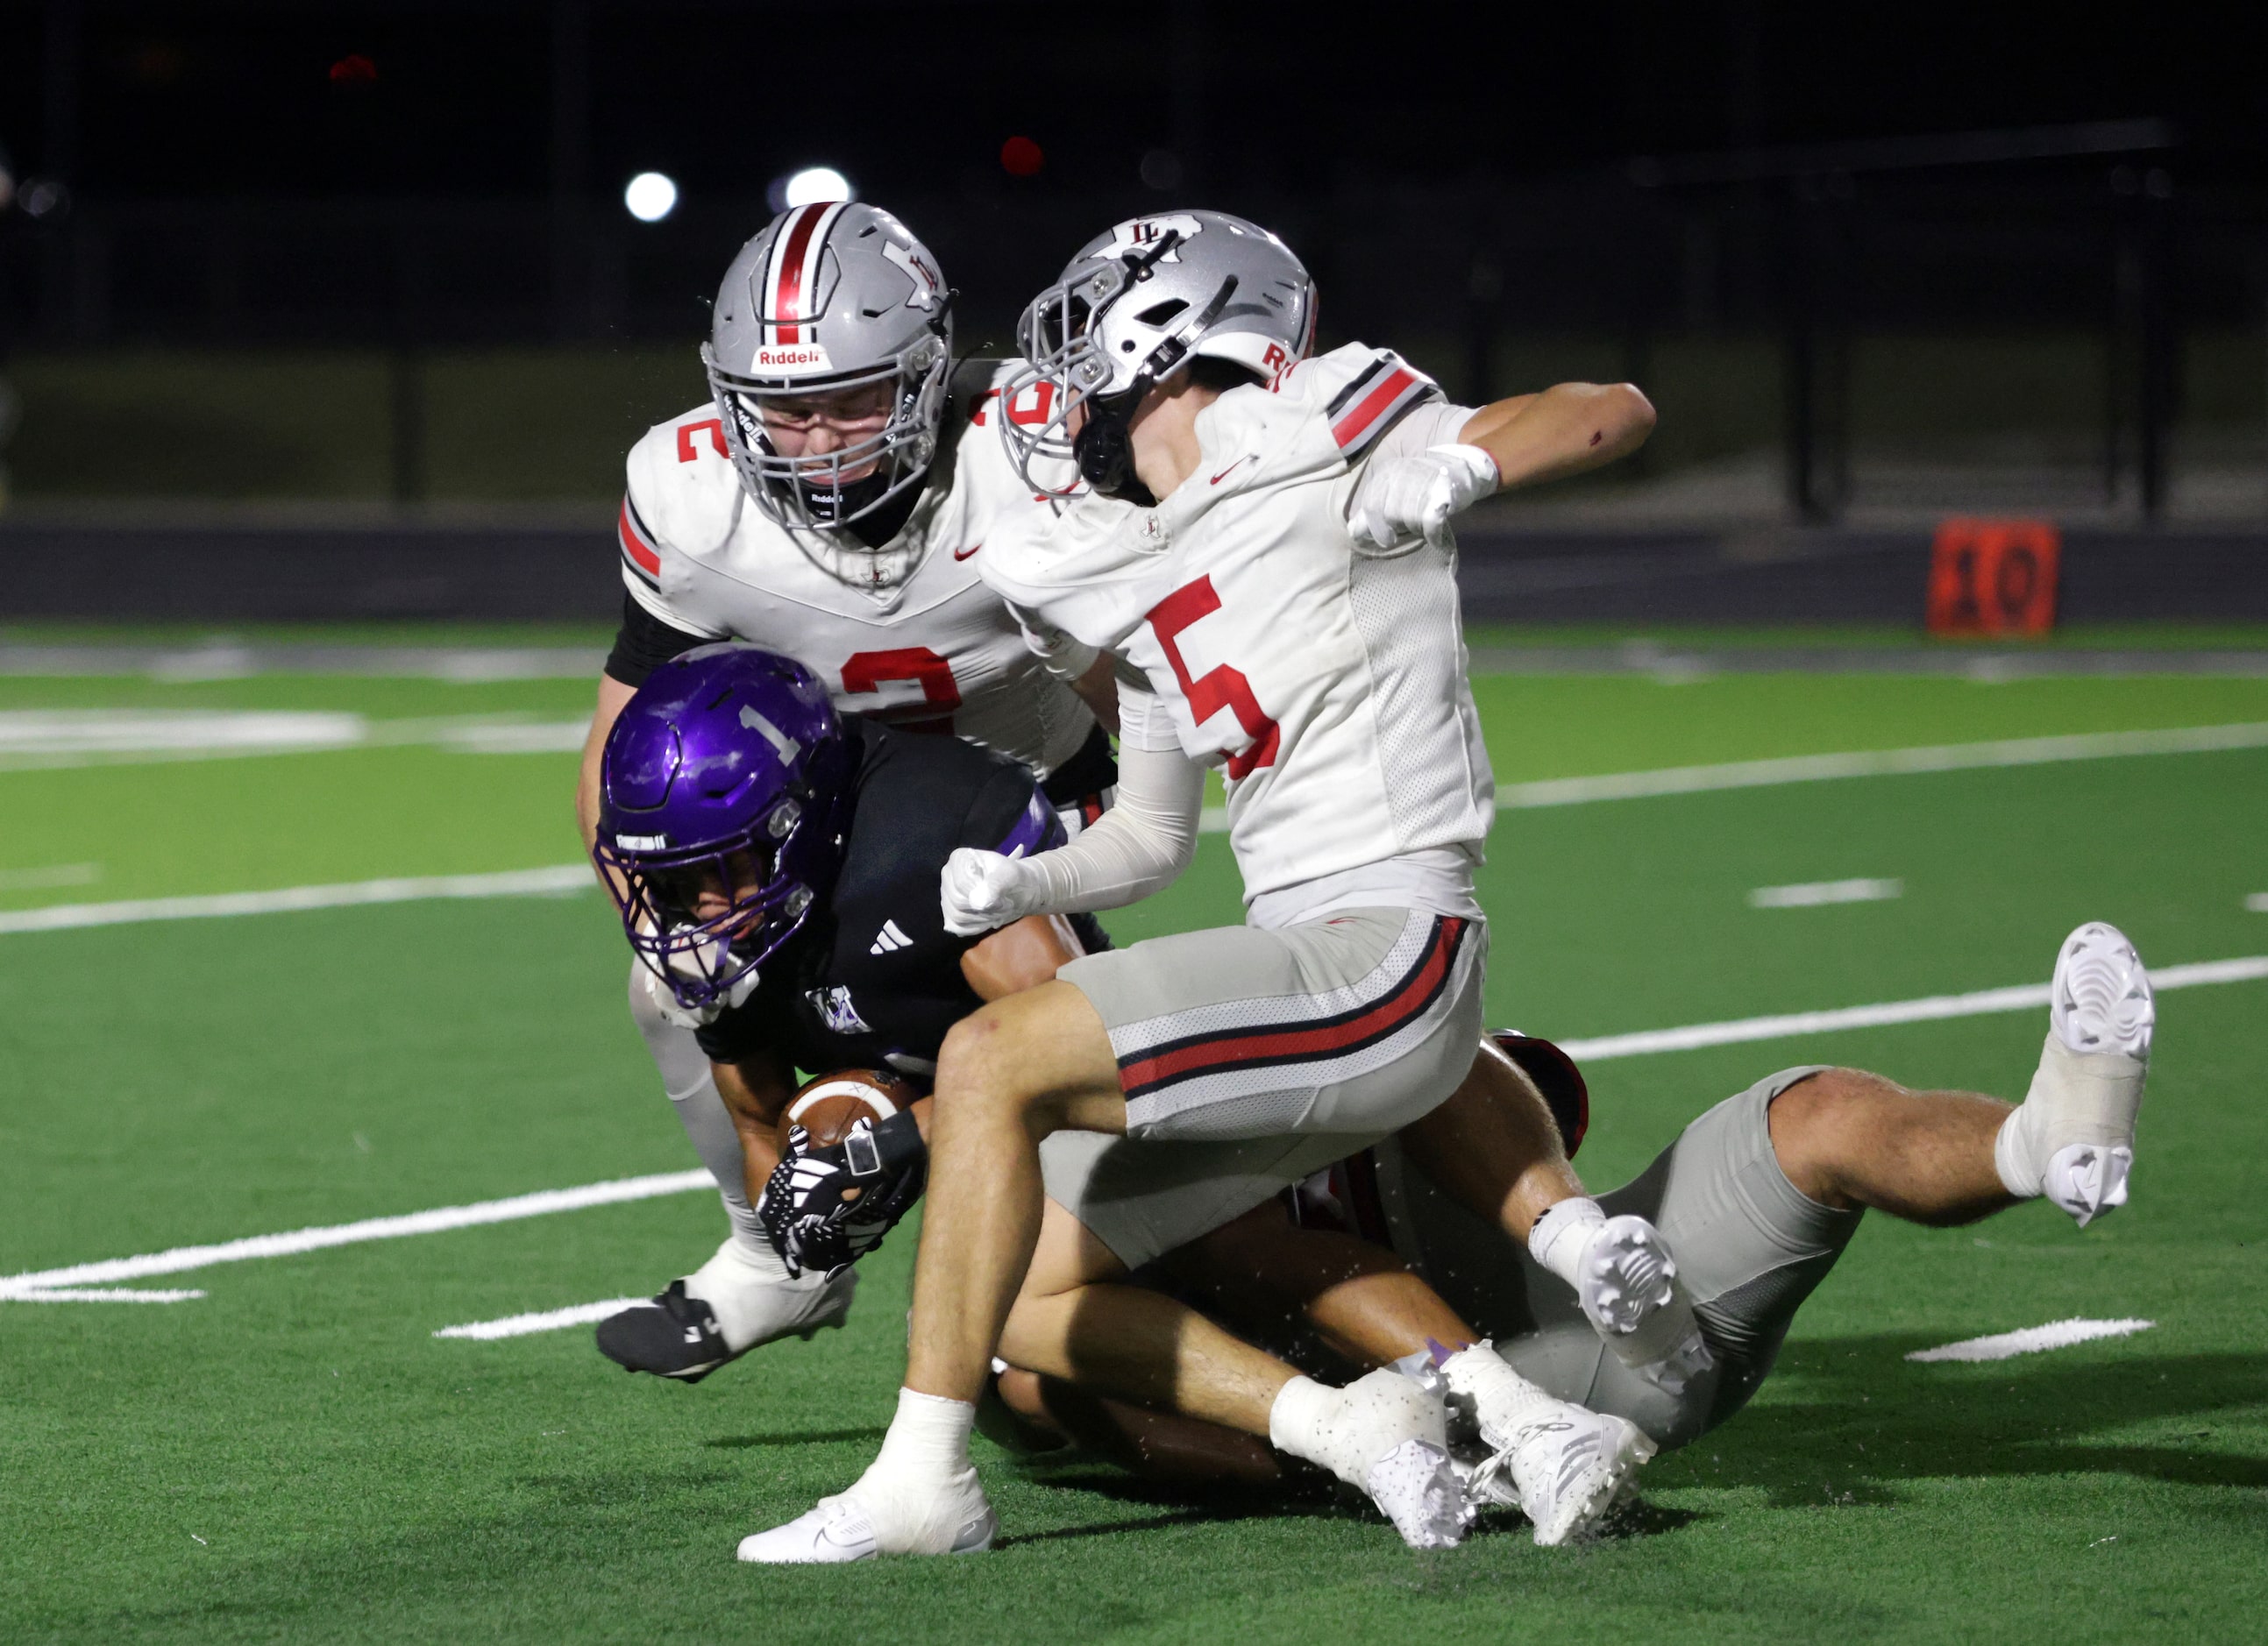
[1330,365,1420,451]
[617,499,661,576]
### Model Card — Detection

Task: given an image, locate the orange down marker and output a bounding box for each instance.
[1926,518,2061,636]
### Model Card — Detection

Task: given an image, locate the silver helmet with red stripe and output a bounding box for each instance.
[999,210,1315,501]
[702,202,954,571]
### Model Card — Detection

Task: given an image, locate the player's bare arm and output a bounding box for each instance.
[959,913,1087,1001]
[711,1051,799,1201]
[1456,380,1655,491]
[576,671,640,852]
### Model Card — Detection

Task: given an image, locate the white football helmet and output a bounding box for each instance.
[703,202,954,582]
[998,209,1316,500]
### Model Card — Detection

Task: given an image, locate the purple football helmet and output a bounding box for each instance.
[594,644,856,1012]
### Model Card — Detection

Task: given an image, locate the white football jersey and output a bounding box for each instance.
[615,362,1095,779]
[980,343,1496,905]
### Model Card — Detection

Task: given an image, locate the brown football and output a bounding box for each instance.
[778,1068,921,1151]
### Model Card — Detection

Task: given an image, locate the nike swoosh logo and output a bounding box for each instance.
[1210,457,1254,486]
[952,543,983,561]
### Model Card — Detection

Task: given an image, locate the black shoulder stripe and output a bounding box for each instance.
[1324,353,1395,419]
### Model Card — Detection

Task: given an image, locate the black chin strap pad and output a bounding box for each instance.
[1073,384,1157,507]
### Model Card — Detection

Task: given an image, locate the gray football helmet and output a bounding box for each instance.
[702,202,954,572]
[998,210,1316,500]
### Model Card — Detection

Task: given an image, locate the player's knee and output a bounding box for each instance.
[1777,1067,1897,1118]
[935,1008,1043,1121]
[1767,1068,1891,1208]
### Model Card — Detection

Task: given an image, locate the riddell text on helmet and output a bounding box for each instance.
[752,343,835,373]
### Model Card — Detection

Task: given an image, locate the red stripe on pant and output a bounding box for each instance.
[1119,916,1464,1097]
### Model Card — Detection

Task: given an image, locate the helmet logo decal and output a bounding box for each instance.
[1098,214,1205,262]
[882,239,944,310]
[738,705,802,763]
[750,342,834,373]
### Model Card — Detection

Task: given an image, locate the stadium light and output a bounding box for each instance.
[623,172,679,223]
[776,167,852,210]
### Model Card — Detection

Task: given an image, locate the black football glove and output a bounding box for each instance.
[757,1108,928,1279]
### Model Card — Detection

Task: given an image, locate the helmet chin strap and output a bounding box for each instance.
[1073,381,1158,506]
[1072,245,1240,508]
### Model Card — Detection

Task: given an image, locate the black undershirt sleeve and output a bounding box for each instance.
[604,590,714,687]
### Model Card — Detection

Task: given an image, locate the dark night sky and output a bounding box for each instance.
[0,1,2257,202]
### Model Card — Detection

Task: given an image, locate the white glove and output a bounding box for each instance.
[941,847,1045,937]
[1348,443,1498,553]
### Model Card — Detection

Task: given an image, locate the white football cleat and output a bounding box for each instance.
[2051,921,2155,1060]
[1364,1438,1472,1552]
[1271,1368,1471,1550]
[736,1491,995,1564]
[1468,1404,1655,1547]
[1575,1215,1714,1394]
[1998,922,2154,1227]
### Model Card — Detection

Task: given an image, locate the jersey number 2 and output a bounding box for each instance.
[1148,576,1280,779]
[841,649,961,736]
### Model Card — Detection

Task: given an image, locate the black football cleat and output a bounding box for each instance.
[595,1281,737,1383]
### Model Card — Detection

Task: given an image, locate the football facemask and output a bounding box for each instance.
[703,202,956,582]
[997,209,1317,501]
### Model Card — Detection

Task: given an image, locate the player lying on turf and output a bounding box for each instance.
[743,209,1667,1562]
[986,924,2154,1490]
[590,646,1689,1550]
[574,201,1121,1350]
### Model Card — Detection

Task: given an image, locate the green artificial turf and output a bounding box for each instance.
[2,653,2264,1642]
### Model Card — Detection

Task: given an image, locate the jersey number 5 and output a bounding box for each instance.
[1148,576,1280,779]
[841,649,962,736]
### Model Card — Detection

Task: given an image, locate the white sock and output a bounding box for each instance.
[864,1387,977,1486]
[1439,1342,1554,1446]
[1269,1371,1445,1490]
[1994,1032,2148,1199]
[1527,1196,1606,1290]
[842,1388,989,1556]
[631,965,770,1254]
[1268,1375,1336,1467]
[685,1235,828,1353]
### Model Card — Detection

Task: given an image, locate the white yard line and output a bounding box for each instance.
[12,953,2265,1309]
[1749,877,1903,908]
[433,1298,645,1340]
[0,862,100,892]
[0,866,594,936]
[1194,720,2268,832]
[0,1170,710,1298]
[1907,1317,2156,1363]
[0,709,591,771]
[7,1288,208,1303]
[1560,954,2268,1062]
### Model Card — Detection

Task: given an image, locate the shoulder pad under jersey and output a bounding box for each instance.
[623,404,745,569]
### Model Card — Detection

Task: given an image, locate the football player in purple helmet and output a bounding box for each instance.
[588,642,1108,1380]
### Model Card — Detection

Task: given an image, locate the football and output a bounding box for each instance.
[779,1068,921,1151]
